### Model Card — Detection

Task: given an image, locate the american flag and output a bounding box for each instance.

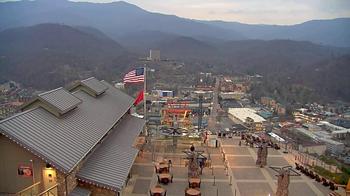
[123,67,145,83]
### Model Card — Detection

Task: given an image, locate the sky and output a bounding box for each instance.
[70,0,350,25]
[1,0,349,24]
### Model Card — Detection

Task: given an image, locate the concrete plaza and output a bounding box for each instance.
[122,136,337,196]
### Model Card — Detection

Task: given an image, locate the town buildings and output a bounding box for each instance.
[293,110,321,123]
[291,127,345,155]
[0,77,144,195]
[228,108,266,131]
[220,77,250,93]
[151,90,174,98]
[148,49,161,61]
[219,92,245,100]
[0,81,35,119]
[260,97,286,115]
[298,143,327,156]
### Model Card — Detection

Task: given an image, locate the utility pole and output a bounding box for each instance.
[143,64,147,121]
[198,93,203,132]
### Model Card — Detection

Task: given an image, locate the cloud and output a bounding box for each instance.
[73,0,350,24]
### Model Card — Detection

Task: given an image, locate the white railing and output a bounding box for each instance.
[17,182,41,196]
[38,184,58,196]
[17,182,58,196]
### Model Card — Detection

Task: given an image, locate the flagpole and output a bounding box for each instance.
[143,64,147,120]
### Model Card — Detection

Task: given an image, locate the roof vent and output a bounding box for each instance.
[70,77,108,97]
[81,77,108,96]
[22,87,82,117]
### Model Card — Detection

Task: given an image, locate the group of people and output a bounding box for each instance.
[240,133,270,167]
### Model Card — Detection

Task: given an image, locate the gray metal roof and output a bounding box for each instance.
[69,187,91,196]
[38,87,82,115]
[77,115,145,191]
[0,81,134,173]
[81,77,108,96]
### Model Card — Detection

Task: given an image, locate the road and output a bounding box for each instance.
[220,116,236,130]
[208,76,220,132]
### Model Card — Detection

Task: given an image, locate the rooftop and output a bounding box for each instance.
[318,137,345,145]
[80,77,109,96]
[0,80,134,173]
[228,108,266,123]
[77,115,145,191]
[24,87,83,116]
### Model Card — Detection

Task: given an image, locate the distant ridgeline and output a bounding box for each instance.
[0,0,349,102]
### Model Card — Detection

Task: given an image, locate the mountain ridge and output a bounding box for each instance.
[1,0,349,47]
[0,23,134,89]
[0,23,349,102]
[200,18,350,47]
[0,0,244,41]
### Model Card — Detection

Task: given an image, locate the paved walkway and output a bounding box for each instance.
[122,137,342,196]
[222,137,334,196]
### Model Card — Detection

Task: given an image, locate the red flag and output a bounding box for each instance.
[133,90,144,106]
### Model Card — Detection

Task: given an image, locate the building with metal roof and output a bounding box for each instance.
[78,77,109,96]
[38,87,82,115]
[0,78,144,196]
[228,108,266,123]
[228,108,266,132]
[20,87,83,117]
[77,115,145,191]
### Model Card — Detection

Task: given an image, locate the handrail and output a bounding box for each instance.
[38,184,58,196]
[17,182,41,195]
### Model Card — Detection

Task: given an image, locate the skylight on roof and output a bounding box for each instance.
[38,87,82,115]
[81,77,108,96]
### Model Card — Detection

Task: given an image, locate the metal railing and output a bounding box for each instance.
[17,182,58,196]
[17,182,41,196]
[38,184,58,196]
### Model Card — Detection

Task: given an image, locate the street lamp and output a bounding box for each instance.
[29,159,35,184]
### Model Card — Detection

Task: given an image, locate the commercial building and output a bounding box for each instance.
[319,121,347,132]
[0,77,145,195]
[148,49,160,61]
[299,143,327,156]
[317,137,345,154]
[293,111,321,123]
[294,128,318,140]
[219,92,245,100]
[228,108,266,123]
[228,108,266,131]
[152,90,174,98]
[294,127,345,155]
[319,121,350,140]
[192,90,213,100]
[220,77,249,93]
[260,97,286,115]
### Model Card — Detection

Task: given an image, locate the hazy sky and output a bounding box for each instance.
[70,0,350,24]
[2,0,349,24]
